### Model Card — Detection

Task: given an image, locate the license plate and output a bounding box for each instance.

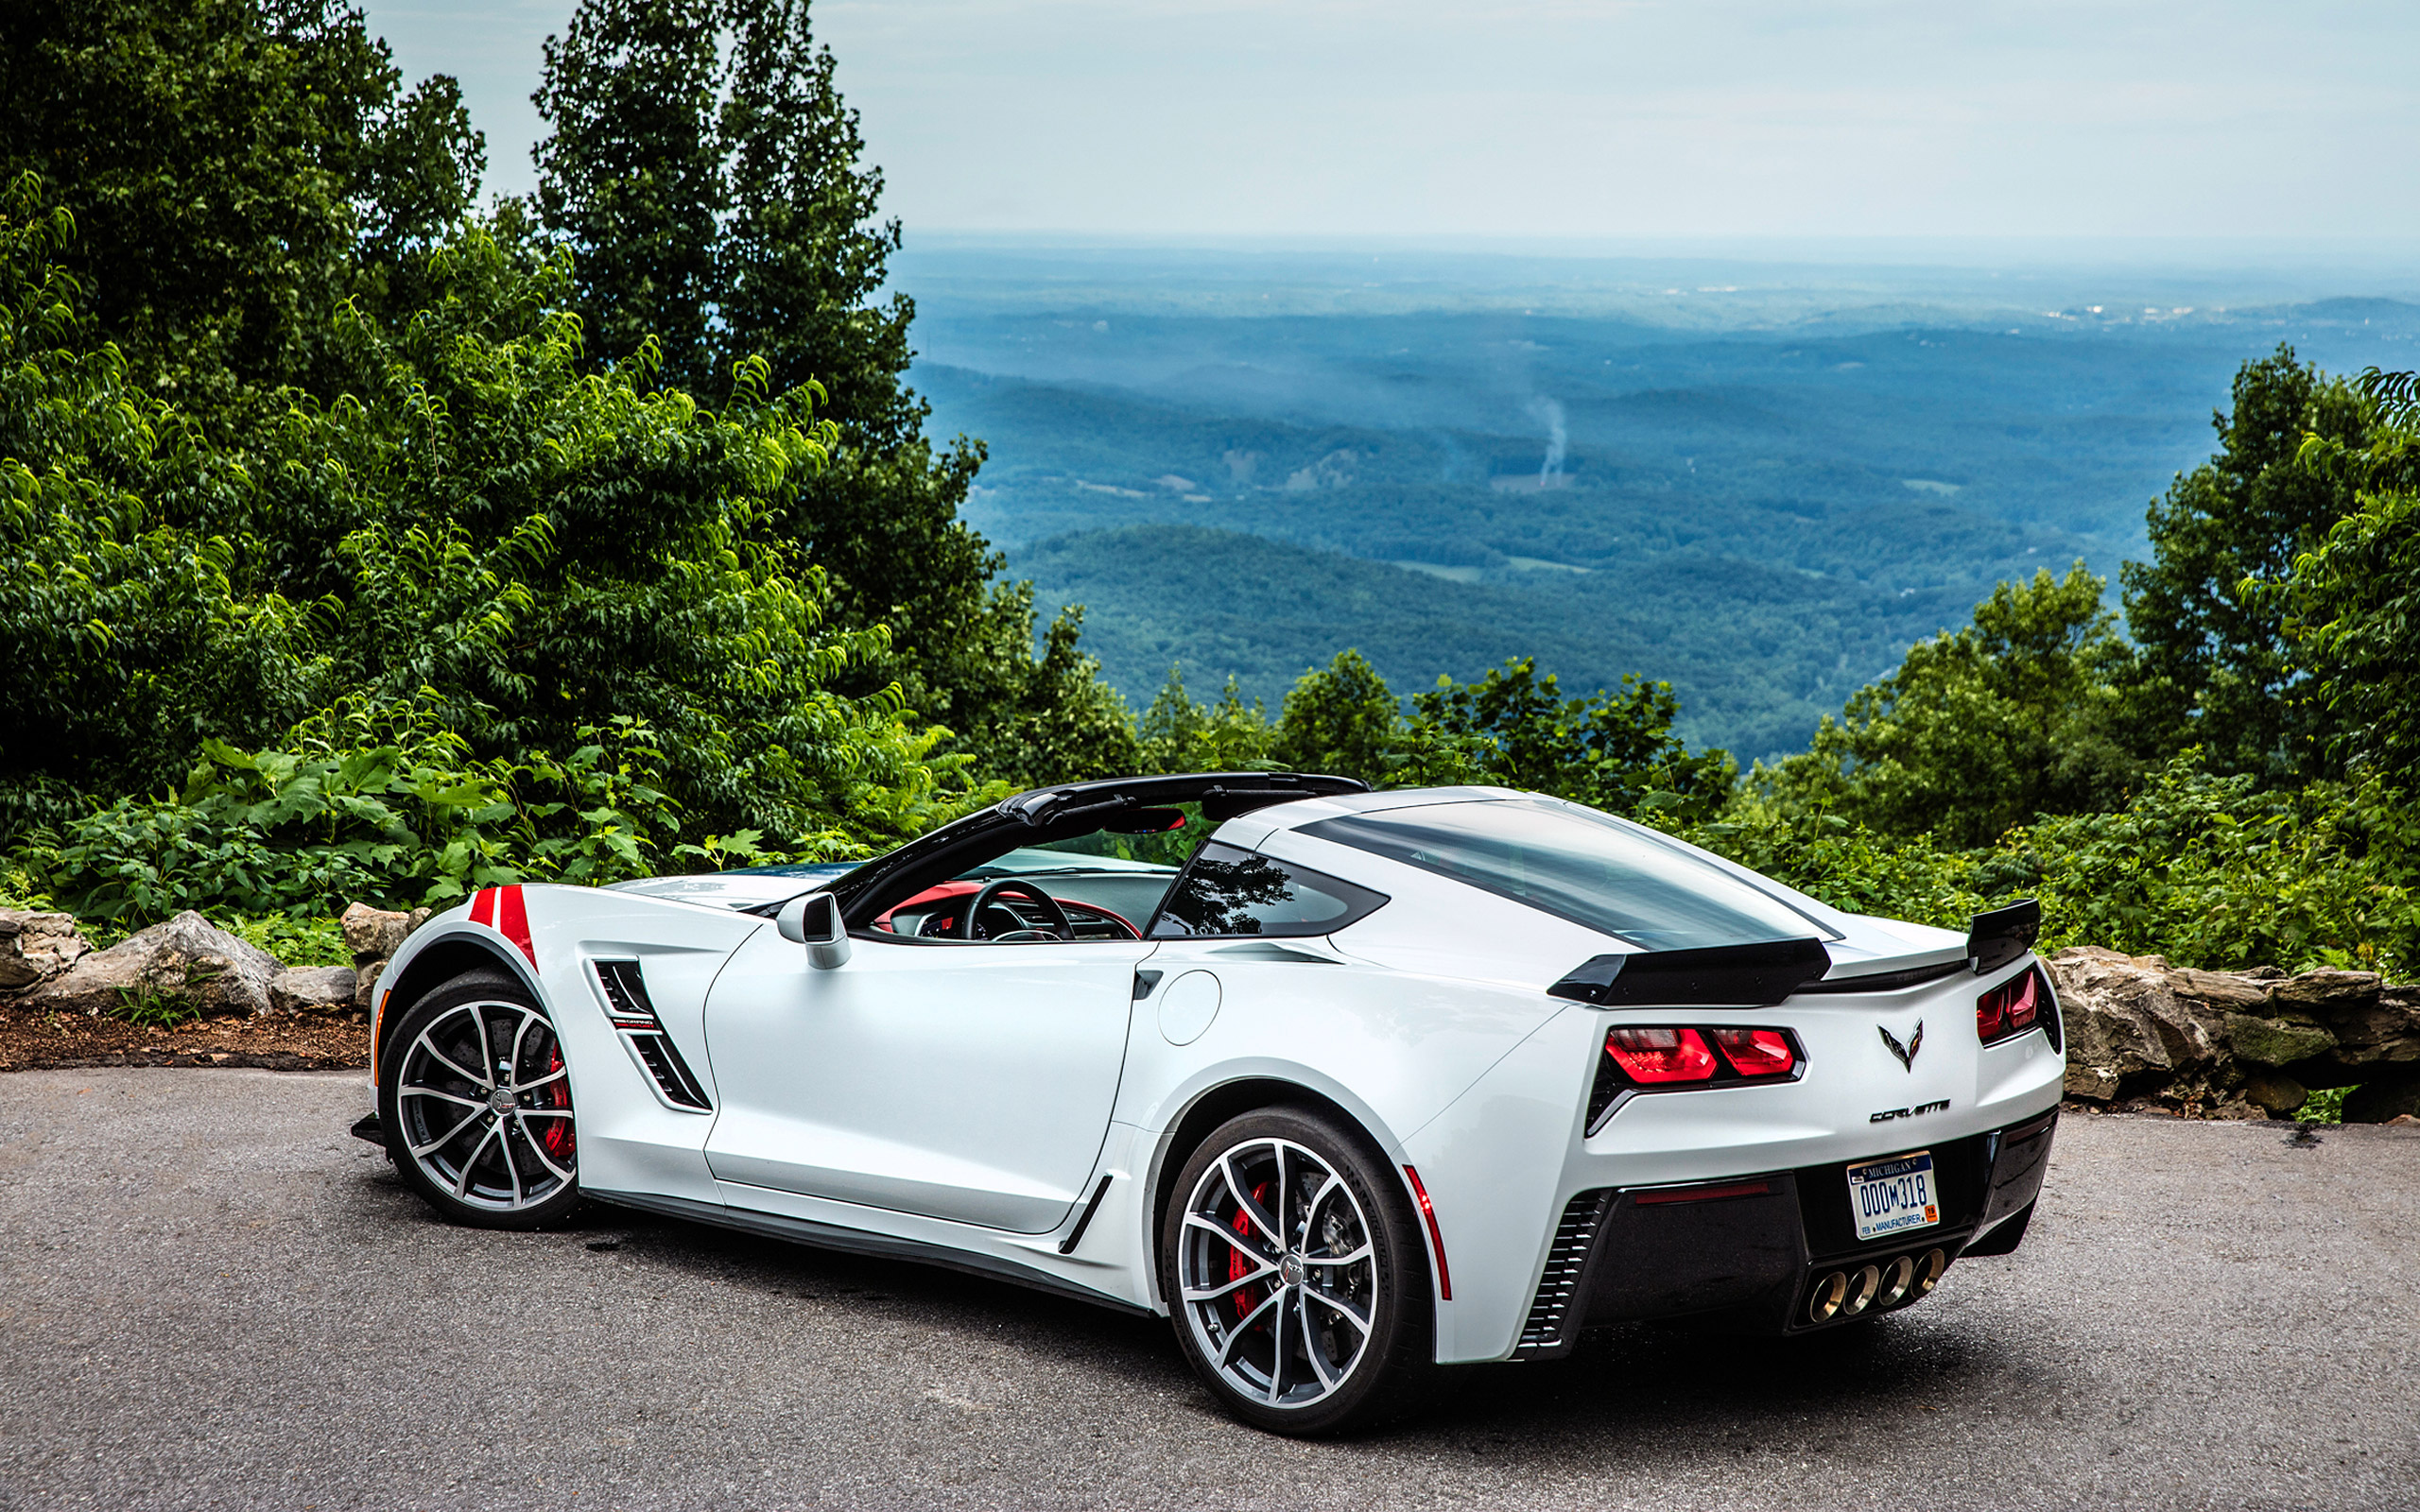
[1846,1150,1940,1241]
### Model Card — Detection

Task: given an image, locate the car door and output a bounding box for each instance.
[700,924,1154,1233]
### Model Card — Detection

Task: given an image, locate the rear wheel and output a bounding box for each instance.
[378,970,581,1229]
[1161,1107,1437,1435]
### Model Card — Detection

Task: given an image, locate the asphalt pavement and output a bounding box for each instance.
[1,1067,2414,1511]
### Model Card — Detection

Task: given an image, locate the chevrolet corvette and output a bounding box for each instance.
[354,772,2064,1433]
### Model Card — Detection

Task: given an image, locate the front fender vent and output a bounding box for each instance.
[594,959,712,1112]
[1512,1189,1613,1359]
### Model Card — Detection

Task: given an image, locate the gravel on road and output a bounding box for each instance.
[1,1067,2414,1512]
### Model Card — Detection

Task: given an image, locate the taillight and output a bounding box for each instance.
[1711,1027,1797,1077]
[1978,969,2044,1045]
[1605,1026,1719,1083]
[1599,1024,1805,1090]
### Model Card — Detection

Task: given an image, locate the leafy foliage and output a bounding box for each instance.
[0,180,1001,871]
[1663,756,2419,983]
[0,0,482,434]
[1759,566,2150,847]
[1391,659,1736,823]
[530,0,1124,782]
[1136,666,1279,777]
[1271,650,1400,784]
[15,696,792,924]
[2276,367,2420,779]
[2120,347,2373,782]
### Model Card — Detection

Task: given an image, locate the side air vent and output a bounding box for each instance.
[592,959,712,1111]
[1512,1189,1613,1358]
[628,1032,712,1108]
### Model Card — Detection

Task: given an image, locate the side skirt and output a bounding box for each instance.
[584,1187,1156,1319]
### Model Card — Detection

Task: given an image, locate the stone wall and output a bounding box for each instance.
[2047,946,2420,1122]
[0,906,425,1021]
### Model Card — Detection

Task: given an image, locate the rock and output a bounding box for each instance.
[2269,968,2381,1013]
[2047,949,2420,1117]
[0,909,89,991]
[2221,1012,2338,1068]
[2239,1072,2308,1119]
[340,902,416,964]
[21,911,282,1019]
[2305,986,2420,1072]
[2169,968,2274,1010]
[2386,1114,2420,1128]
[270,965,358,1014]
[341,902,431,1010]
[2343,1076,2420,1125]
[2045,947,2222,1101]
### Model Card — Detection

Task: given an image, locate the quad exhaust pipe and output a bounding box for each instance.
[1806,1247,1946,1324]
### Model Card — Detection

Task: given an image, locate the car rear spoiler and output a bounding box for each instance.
[1547,937,1833,1007]
[1966,899,2042,974]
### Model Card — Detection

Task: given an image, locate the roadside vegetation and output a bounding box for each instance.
[1,0,2413,1000]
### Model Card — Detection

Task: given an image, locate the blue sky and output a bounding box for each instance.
[364,0,2420,243]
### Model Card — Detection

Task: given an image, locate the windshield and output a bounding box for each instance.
[1299,799,1832,951]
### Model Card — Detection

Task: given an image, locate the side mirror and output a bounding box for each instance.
[776,892,853,970]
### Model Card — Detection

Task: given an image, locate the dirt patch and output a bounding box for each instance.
[0,1004,369,1073]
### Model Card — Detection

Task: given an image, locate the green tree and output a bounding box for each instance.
[529,0,1126,777]
[1272,649,1401,784]
[0,188,994,852]
[0,0,482,433]
[2279,367,2420,778]
[1135,665,1276,775]
[2121,347,2373,782]
[1393,659,1735,822]
[1763,566,2145,847]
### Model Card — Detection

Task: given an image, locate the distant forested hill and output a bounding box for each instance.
[908,254,2420,756]
[1009,524,2005,757]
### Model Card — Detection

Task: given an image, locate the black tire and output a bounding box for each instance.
[378,969,582,1230]
[1159,1106,1438,1435]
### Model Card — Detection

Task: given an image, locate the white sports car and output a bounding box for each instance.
[355,772,2065,1434]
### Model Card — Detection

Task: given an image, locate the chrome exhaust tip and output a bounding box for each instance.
[1840,1263,1883,1317]
[1807,1271,1848,1323]
[1911,1247,1947,1298]
[1876,1253,1917,1309]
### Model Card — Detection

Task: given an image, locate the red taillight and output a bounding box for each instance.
[1978,970,2043,1045]
[1711,1027,1797,1077]
[1605,1026,1720,1083]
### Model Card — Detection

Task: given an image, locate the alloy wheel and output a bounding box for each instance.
[394,999,576,1212]
[1176,1136,1377,1410]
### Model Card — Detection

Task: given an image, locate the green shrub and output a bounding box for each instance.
[1664,754,2417,983]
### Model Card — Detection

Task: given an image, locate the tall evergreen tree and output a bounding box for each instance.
[529,0,1127,784]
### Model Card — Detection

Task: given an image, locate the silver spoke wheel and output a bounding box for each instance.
[395,999,576,1213]
[1177,1137,1377,1411]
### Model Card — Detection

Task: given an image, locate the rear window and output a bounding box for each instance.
[1299,801,1830,951]
[1149,843,1388,939]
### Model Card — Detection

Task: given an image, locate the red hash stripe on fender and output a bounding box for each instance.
[470,885,537,966]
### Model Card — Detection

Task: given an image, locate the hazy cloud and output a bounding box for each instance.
[365,0,2420,238]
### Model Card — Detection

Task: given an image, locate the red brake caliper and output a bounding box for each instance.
[1230,1180,1273,1319]
[538,1044,575,1163]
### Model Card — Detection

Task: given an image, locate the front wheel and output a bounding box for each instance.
[379,970,581,1229]
[1161,1107,1438,1435]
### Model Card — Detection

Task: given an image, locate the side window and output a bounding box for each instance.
[1149,842,1387,939]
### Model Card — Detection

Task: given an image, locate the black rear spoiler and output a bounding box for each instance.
[1966,899,2042,974]
[1547,937,1833,1007]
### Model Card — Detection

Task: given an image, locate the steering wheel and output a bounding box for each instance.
[957,878,1076,941]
